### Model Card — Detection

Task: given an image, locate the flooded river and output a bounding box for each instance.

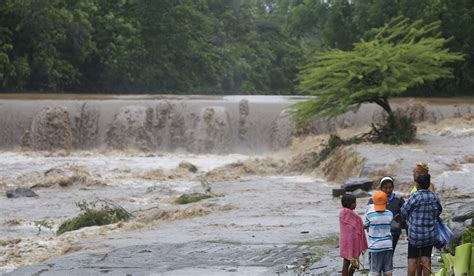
[1,95,473,275]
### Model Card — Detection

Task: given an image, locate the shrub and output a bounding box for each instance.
[57,200,132,235]
[34,219,53,235]
[367,113,416,144]
[461,225,474,244]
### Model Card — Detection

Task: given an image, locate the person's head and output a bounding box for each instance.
[379,176,394,196]
[341,194,357,210]
[413,162,429,180]
[415,172,431,190]
[373,191,387,212]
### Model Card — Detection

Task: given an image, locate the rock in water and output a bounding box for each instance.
[332,188,346,197]
[342,177,374,192]
[452,202,474,222]
[351,189,371,198]
[6,188,38,198]
[177,161,198,173]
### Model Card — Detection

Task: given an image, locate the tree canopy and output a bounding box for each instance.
[0,0,303,94]
[293,17,464,126]
[0,0,472,95]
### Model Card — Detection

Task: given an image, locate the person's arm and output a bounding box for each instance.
[436,195,443,217]
[398,197,408,229]
[364,211,370,229]
[399,196,405,206]
[400,195,414,220]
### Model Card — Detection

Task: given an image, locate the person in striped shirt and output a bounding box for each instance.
[365,191,393,276]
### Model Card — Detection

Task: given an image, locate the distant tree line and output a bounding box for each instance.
[0,0,472,95]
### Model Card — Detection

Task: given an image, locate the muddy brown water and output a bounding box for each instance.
[0,94,473,153]
[1,95,473,275]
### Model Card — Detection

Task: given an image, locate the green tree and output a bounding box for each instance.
[83,0,146,92]
[136,0,217,92]
[393,0,474,96]
[352,0,400,39]
[0,0,98,91]
[321,0,355,51]
[293,17,464,126]
[436,0,474,95]
[214,1,302,94]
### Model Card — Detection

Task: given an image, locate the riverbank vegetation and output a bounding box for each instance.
[292,16,463,141]
[57,200,132,235]
[0,0,472,96]
[294,17,463,116]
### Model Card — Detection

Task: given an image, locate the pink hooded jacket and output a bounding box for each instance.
[339,207,368,259]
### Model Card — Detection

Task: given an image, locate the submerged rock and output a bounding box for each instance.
[177,161,198,173]
[6,188,38,198]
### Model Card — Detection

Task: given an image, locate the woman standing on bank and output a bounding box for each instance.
[368,176,406,251]
[410,162,435,194]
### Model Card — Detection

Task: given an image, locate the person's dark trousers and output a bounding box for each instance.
[392,234,400,252]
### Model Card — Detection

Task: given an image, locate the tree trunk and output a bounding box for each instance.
[373,97,392,115]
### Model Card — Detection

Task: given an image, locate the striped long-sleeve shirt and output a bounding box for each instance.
[364,205,393,252]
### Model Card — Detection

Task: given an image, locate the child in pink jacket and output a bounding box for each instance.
[339,194,368,276]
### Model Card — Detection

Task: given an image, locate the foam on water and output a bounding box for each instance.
[0,151,250,179]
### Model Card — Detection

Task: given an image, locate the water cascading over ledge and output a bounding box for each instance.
[0,95,299,153]
[0,95,473,153]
